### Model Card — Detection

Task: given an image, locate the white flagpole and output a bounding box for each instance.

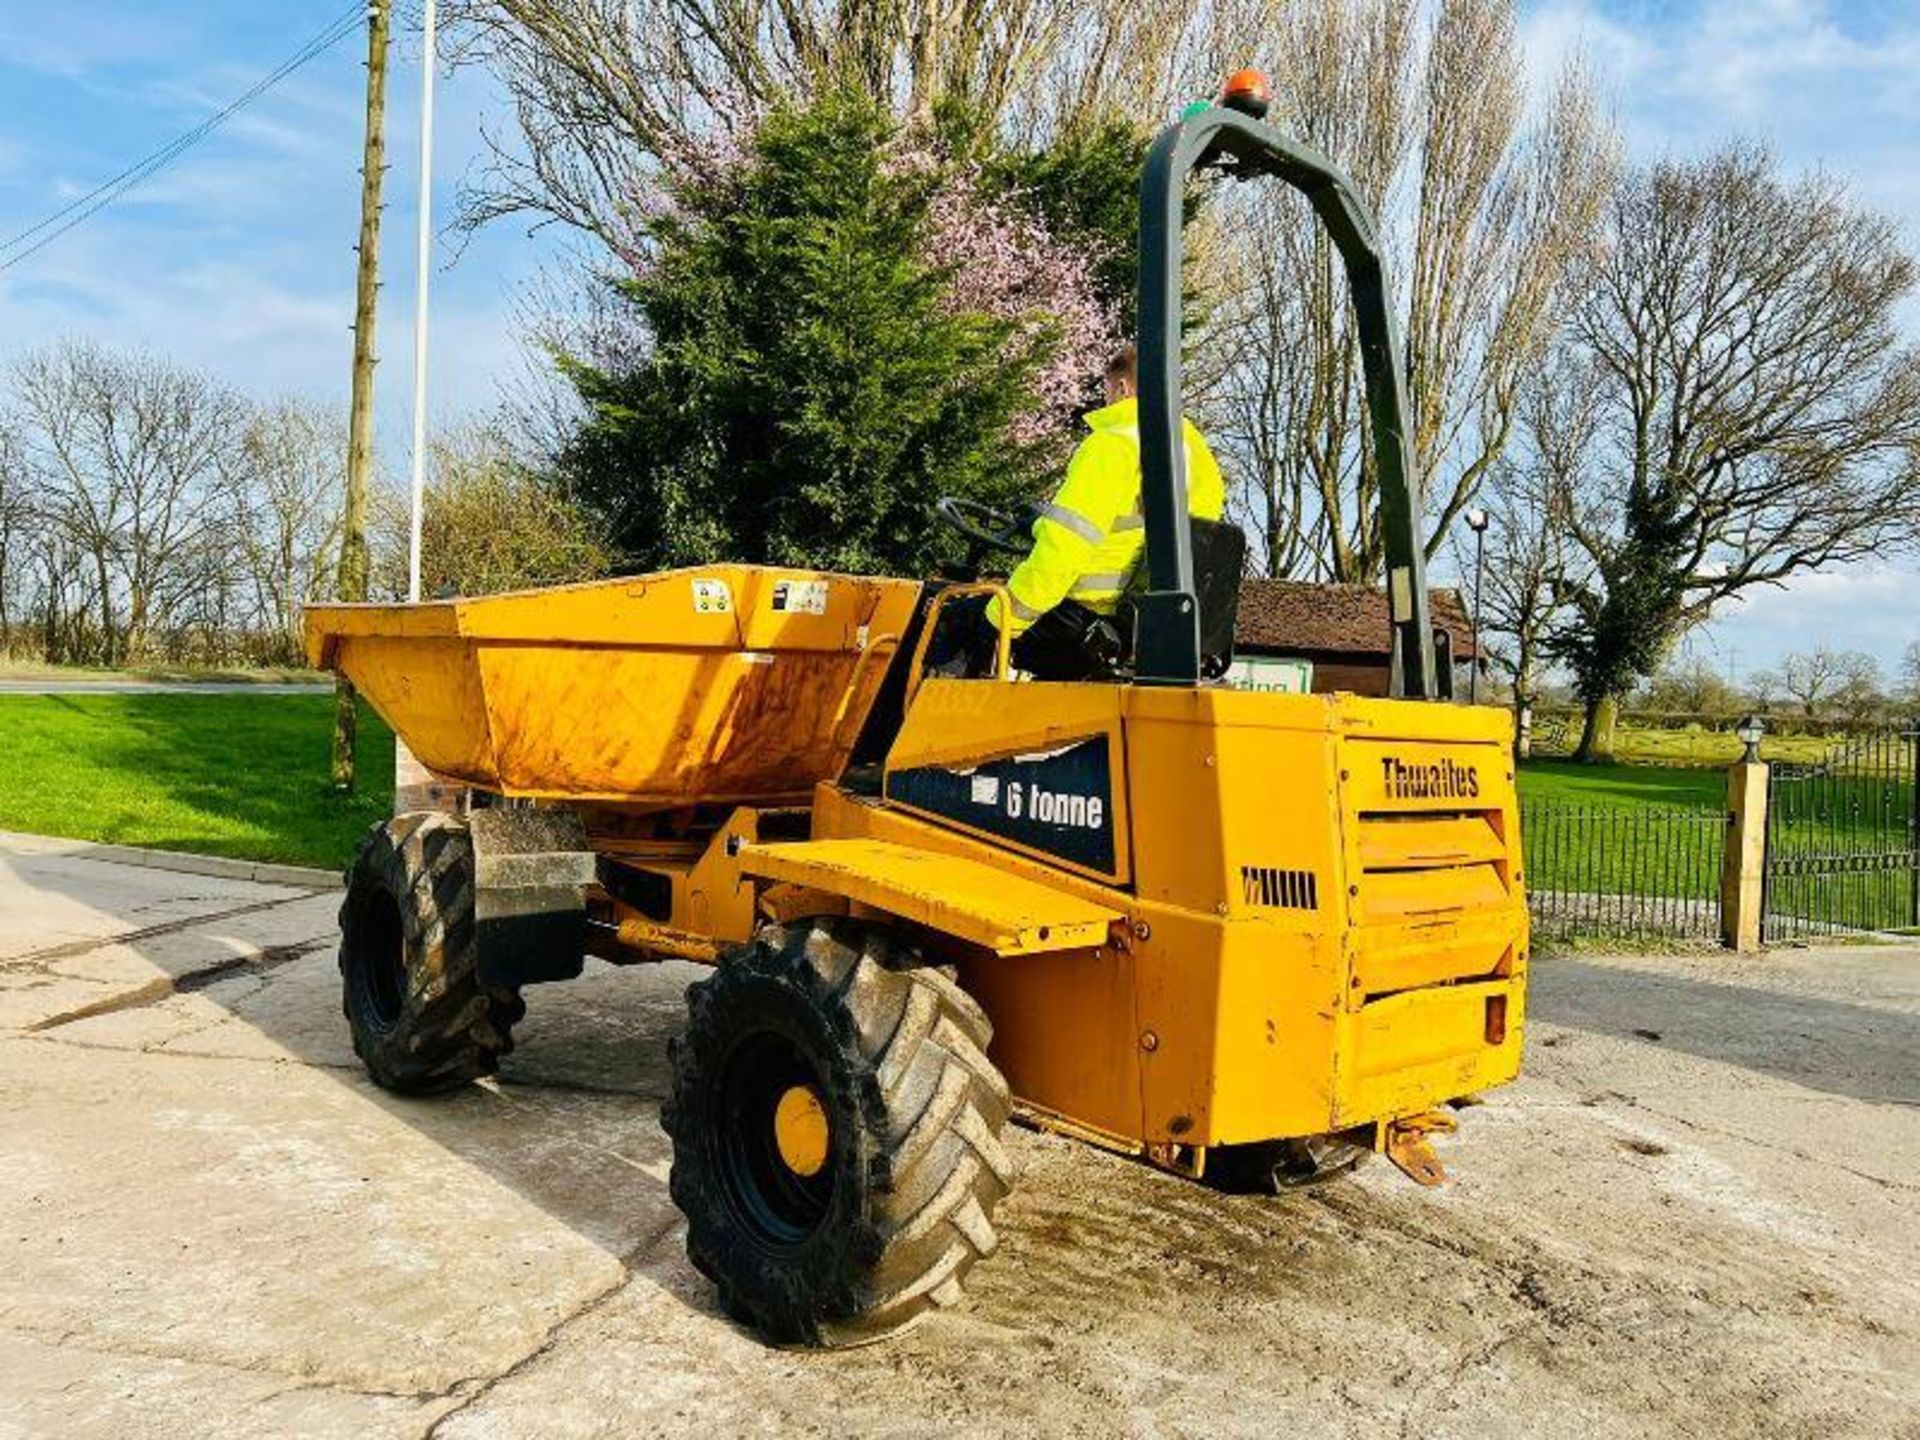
[406,0,438,602]
[394,0,439,813]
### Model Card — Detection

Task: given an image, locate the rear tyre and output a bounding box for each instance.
[338,813,525,1094]
[664,919,1014,1347]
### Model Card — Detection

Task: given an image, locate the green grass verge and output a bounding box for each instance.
[0,693,393,869]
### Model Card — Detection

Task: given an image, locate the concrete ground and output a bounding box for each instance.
[1,838,1915,1439]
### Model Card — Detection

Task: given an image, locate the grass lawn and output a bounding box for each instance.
[1515,759,1726,909]
[1517,758,1725,809]
[0,694,393,869]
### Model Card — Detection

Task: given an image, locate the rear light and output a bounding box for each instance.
[1484,994,1508,1045]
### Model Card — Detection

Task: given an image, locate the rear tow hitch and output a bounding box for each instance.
[1384,1111,1459,1187]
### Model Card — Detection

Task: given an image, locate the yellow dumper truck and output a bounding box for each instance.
[306,78,1529,1346]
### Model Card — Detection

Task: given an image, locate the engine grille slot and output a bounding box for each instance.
[1242,865,1318,911]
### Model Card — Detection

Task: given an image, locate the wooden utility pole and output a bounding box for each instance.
[333,0,388,790]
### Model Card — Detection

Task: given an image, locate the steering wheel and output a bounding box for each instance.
[935,496,1038,556]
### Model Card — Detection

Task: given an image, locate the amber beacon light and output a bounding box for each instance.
[1221,67,1272,118]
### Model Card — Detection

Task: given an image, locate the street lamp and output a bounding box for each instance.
[1735,714,1766,764]
[1464,506,1490,704]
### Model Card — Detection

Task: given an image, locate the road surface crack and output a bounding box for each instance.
[421,1218,684,1436]
[23,936,333,1035]
[1607,1093,1920,1195]
[1,895,316,972]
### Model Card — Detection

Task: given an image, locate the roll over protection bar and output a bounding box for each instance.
[1132,107,1438,698]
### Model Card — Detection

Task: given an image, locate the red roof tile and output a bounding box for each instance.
[1234,579,1480,661]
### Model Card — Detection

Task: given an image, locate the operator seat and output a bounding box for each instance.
[1013,516,1248,682]
[1188,516,1247,679]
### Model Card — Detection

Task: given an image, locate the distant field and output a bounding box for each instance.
[0,658,325,685]
[0,693,393,869]
[1530,721,1841,768]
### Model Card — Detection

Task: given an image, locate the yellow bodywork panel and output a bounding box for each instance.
[303,567,920,808]
[736,838,1122,956]
[807,683,1528,1152]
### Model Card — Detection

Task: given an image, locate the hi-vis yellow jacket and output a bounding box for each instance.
[991,397,1224,636]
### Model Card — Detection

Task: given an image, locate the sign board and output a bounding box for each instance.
[1223,656,1314,694]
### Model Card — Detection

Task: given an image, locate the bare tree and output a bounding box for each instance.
[0,423,31,652]
[1833,651,1886,728]
[444,0,1233,254]
[1212,0,1615,582]
[7,342,253,666]
[1546,145,1920,760]
[1900,640,1920,711]
[1640,653,1739,717]
[1451,354,1592,751]
[1753,647,1885,726]
[229,402,348,665]
[371,419,613,599]
[1754,647,1858,717]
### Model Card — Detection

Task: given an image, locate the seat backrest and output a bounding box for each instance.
[1190,518,1247,677]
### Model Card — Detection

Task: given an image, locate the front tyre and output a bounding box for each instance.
[664,920,1014,1347]
[338,813,525,1093]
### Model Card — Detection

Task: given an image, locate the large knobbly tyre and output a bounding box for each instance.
[338,813,525,1094]
[664,919,1014,1347]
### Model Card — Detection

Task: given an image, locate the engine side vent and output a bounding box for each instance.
[1241,865,1318,911]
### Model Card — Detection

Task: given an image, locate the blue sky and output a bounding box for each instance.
[0,3,559,441]
[0,0,1914,677]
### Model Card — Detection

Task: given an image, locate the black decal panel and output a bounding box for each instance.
[886,735,1117,874]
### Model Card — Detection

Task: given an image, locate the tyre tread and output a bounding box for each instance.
[338,813,520,1094]
[666,917,1013,1347]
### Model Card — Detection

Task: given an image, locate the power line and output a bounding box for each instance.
[0,2,366,260]
[0,3,368,274]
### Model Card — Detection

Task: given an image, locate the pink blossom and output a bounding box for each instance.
[614,115,1119,445]
[919,165,1119,442]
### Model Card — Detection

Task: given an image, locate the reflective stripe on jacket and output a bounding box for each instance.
[990,397,1224,635]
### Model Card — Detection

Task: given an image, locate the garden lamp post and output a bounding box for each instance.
[1736,714,1766,764]
[1464,506,1489,704]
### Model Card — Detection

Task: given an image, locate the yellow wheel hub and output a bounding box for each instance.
[773,1084,830,1178]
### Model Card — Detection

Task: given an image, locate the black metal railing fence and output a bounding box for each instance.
[1520,798,1728,943]
[1764,729,1919,941]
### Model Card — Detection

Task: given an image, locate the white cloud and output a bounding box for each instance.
[1518,0,1657,101]
[1691,565,1920,676]
[0,9,186,77]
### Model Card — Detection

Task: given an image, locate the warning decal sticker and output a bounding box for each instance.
[771,578,830,615]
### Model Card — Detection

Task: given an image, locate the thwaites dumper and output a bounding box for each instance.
[306,83,1529,1347]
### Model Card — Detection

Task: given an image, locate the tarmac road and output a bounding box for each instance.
[0,835,1915,1438]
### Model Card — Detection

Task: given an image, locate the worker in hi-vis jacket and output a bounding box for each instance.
[956,344,1222,679]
